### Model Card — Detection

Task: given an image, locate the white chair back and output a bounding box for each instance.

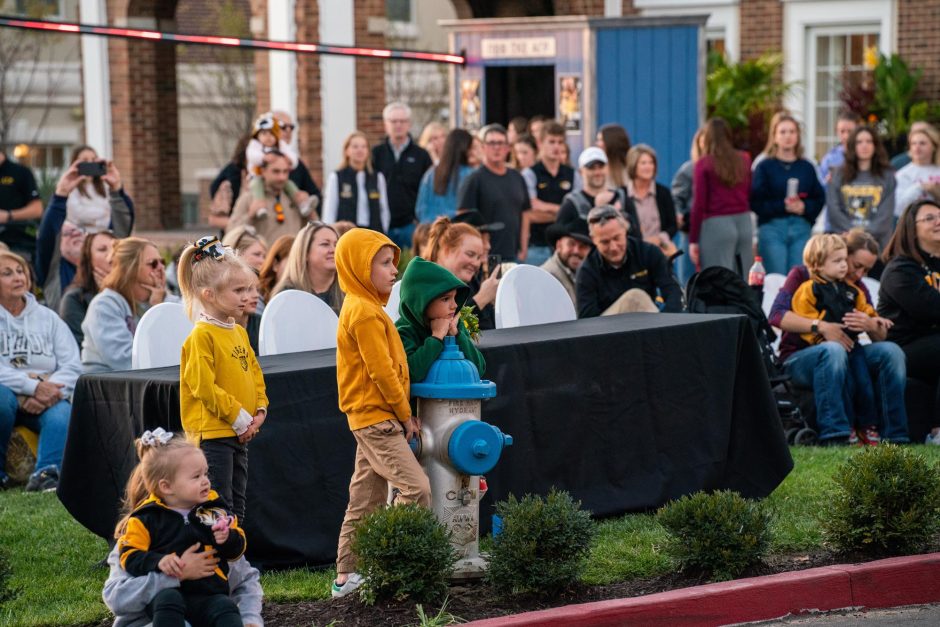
[131,303,194,369]
[495,265,577,329]
[384,281,402,323]
[761,273,787,319]
[861,276,881,310]
[259,289,339,356]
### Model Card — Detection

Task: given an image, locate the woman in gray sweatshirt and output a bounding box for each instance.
[826,126,896,249]
[82,237,170,373]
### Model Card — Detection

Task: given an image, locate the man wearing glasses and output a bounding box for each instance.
[372,102,432,248]
[576,206,682,317]
[457,124,531,260]
[228,151,304,243]
[272,110,322,210]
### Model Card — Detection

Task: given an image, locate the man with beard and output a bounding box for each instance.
[229,151,305,242]
[542,219,592,306]
[557,147,639,235]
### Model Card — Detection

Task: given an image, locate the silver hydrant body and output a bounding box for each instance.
[411,336,512,579]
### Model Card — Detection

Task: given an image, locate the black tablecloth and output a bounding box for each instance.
[59,313,792,569]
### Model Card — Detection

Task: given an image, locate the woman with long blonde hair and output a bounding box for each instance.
[750,113,826,275]
[270,222,344,313]
[82,237,169,372]
[322,131,390,232]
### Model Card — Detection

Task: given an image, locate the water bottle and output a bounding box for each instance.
[748,256,766,287]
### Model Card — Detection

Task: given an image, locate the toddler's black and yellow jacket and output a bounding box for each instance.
[117,490,246,596]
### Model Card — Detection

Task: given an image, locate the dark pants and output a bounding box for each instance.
[147,588,241,627]
[201,437,248,521]
[902,333,940,423]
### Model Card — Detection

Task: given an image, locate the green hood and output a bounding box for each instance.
[396,257,470,334]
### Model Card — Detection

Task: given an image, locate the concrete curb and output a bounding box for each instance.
[467,552,940,626]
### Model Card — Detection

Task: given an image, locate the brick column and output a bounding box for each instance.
[294,0,323,183]
[250,0,271,114]
[739,0,783,60]
[108,0,181,230]
[897,0,940,103]
[354,0,386,141]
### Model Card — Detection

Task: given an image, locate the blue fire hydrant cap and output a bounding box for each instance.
[411,336,497,399]
[449,421,512,475]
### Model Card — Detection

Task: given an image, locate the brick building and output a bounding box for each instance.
[5,1,937,229]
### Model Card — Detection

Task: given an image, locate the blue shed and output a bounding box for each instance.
[441,14,706,187]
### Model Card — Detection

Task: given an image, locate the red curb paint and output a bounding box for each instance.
[468,553,940,627]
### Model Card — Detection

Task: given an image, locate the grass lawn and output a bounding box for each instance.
[2,446,939,626]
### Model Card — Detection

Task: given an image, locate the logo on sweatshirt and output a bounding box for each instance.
[231,346,249,372]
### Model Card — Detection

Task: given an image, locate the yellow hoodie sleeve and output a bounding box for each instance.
[853,284,876,317]
[181,329,244,425]
[791,280,822,345]
[351,314,412,422]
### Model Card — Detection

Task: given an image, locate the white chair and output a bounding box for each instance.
[861,276,881,310]
[259,289,339,356]
[384,281,402,323]
[494,265,576,329]
[761,273,787,319]
[131,303,194,369]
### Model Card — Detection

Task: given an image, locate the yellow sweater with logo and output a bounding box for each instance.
[335,228,411,430]
[180,322,268,441]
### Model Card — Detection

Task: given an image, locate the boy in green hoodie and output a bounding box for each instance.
[395,256,486,382]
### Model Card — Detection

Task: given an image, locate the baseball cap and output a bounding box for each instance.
[578,146,608,169]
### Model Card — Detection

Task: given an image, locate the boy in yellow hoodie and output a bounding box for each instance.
[331,228,431,598]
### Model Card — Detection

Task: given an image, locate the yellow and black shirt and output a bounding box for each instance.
[791,277,875,345]
[117,490,246,596]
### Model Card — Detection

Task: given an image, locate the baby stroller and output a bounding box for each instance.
[685,266,816,445]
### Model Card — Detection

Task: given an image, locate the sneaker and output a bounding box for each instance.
[25,467,58,493]
[859,427,881,446]
[331,573,363,598]
[256,207,268,219]
[848,429,859,445]
[926,431,940,446]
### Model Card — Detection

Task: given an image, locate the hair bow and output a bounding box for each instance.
[191,236,226,265]
[140,427,174,448]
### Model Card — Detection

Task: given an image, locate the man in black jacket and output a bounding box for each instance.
[371,102,432,248]
[576,205,682,317]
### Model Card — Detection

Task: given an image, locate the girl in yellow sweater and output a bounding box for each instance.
[178,236,268,521]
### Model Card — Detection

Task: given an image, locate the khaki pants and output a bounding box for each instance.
[602,288,660,315]
[335,419,431,575]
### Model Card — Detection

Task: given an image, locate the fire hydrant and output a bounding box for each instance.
[411,335,512,579]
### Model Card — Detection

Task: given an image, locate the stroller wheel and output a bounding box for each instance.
[784,427,799,444]
[794,427,817,446]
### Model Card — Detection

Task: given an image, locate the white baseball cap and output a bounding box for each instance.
[578,146,608,168]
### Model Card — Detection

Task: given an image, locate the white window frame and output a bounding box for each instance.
[635,0,740,62]
[386,0,419,39]
[804,25,880,161]
[782,0,896,154]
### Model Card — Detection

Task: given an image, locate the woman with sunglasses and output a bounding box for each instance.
[879,199,940,444]
[81,238,168,373]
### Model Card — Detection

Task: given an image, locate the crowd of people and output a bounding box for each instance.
[0,96,939,622]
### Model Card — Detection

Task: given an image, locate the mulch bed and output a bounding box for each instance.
[259,551,851,626]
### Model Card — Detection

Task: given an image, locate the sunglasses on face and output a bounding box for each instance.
[145,259,166,270]
[280,123,296,131]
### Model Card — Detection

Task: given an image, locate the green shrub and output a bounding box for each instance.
[820,444,940,556]
[486,489,595,596]
[351,503,455,605]
[657,490,771,581]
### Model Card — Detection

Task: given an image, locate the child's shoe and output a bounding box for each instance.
[255,206,269,219]
[858,427,881,446]
[848,429,859,445]
[331,573,363,598]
